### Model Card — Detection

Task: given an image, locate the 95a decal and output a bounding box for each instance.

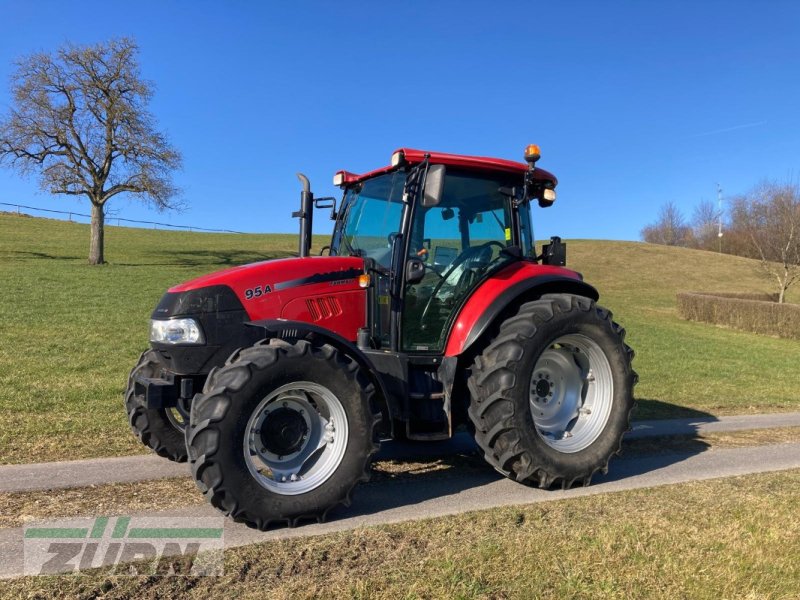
[244,284,272,300]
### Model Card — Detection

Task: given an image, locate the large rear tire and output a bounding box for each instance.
[186,338,379,529]
[467,294,637,488]
[124,350,189,463]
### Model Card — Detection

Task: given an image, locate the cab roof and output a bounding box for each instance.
[334,148,558,187]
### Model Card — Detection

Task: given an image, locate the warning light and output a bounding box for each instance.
[524,144,541,165]
[358,274,370,288]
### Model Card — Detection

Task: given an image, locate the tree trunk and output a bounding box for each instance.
[89,202,105,265]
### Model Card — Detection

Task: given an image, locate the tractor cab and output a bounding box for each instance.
[327,147,561,354]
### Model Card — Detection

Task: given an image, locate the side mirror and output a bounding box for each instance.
[405,257,426,284]
[422,164,446,207]
[433,246,457,270]
[314,196,337,220]
[541,236,566,266]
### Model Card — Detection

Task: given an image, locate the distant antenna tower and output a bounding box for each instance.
[716,183,723,253]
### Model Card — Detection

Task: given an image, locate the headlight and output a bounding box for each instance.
[150,318,205,344]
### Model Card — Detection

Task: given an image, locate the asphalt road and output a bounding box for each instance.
[2,441,800,578]
[2,412,800,494]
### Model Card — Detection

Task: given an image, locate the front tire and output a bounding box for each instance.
[124,350,189,463]
[186,338,379,529]
[467,294,637,488]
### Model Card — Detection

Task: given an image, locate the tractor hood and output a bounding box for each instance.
[156,255,368,343]
[169,255,365,297]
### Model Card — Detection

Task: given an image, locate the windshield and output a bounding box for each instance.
[331,171,406,268]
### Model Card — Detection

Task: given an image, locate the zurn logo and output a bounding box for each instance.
[23,516,224,576]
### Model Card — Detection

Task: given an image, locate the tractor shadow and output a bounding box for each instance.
[335,436,498,520]
[332,399,717,521]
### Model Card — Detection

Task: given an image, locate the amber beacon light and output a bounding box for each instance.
[524,144,541,165]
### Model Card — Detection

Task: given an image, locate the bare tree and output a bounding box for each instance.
[0,38,181,264]
[641,201,693,247]
[729,181,800,303]
[691,199,721,251]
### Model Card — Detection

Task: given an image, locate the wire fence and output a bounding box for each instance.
[0,201,246,234]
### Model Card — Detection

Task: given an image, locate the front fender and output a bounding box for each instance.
[444,264,598,357]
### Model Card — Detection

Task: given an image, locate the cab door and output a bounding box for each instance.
[402,171,517,353]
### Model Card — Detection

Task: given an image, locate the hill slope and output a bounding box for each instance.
[1,214,798,463]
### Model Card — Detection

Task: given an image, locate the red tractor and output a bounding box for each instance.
[126,146,637,528]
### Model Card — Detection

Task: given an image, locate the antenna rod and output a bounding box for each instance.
[716,183,723,253]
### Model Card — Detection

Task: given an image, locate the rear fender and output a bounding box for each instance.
[246,319,396,435]
[444,274,599,357]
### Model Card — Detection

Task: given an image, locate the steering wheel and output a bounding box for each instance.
[419,241,505,324]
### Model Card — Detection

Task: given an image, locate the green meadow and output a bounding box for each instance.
[1,213,797,463]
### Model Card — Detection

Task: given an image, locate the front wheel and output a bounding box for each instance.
[467,294,637,488]
[124,350,189,462]
[186,338,379,529]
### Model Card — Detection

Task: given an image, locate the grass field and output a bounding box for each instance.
[1,213,799,463]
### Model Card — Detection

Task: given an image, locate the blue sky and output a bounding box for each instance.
[1,0,799,240]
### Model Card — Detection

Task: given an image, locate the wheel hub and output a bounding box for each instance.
[529,351,583,435]
[261,407,309,457]
[244,382,349,496]
[534,377,552,400]
[529,334,614,453]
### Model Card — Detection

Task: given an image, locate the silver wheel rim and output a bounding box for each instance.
[243,381,349,495]
[529,333,614,453]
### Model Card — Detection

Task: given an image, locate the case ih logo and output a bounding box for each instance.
[23,516,224,576]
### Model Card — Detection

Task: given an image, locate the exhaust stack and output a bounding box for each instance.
[294,173,313,258]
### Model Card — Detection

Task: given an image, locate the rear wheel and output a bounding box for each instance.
[124,350,188,462]
[467,294,636,488]
[187,338,379,529]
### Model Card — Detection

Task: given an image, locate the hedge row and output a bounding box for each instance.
[700,291,780,302]
[677,291,800,339]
